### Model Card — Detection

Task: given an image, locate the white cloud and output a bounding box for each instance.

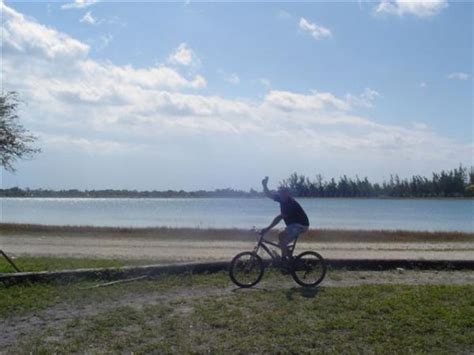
[299,17,332,40]
[217,70,241,85]
[1,4,206,92]
[419,82,427,88]
[227,74,240,85]
[264,90,351,113]
[413,122,429,130]
[257,78,271,88]
[374,0,448,18]
[276,9,292,20]
[447,72,470,80]
[80,12,125,27]
[346,88,380,108]
[225,73,240,85]
[1,1,90,61]
[264,88,379,114]
[1,1,470,180]
[76,60,207,91]
[80,11,98,25]
[61,0,99,10]
[42,134,144,155]
[167,43,199,67]
[361,88,380,101]
[106,16,126,27]
[97,34,113,50]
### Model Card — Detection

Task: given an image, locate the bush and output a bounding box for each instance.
[465,185,474,197]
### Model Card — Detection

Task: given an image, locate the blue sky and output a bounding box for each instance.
[1,0,472,190]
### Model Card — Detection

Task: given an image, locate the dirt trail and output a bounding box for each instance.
[1,235,474,261]
[1,270,473,349]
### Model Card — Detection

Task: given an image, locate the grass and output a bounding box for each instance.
[183,286,473,354]
[1,222,473,243]
[0,256,157,274]
[2,271,473,354]
[0,272,228,318]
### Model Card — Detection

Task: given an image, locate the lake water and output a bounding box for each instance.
[0,198,472,232]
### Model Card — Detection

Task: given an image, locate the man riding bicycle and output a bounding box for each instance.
[260,176,310,262]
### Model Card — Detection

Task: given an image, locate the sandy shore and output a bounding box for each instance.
[1,229,473,262]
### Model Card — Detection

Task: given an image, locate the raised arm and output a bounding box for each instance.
[262,176,277,200]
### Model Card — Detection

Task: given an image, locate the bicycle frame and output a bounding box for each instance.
[252,232,297,262]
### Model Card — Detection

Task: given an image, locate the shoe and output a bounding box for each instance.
[280,259,291,274]
[270,250,282,266]
[280,265,290,275]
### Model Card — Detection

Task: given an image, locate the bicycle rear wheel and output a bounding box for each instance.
[291,251,326,287]
[229,251,264,288]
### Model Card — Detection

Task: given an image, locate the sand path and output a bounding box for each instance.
[1,234,473,261]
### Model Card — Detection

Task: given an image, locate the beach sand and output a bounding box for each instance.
[1,225,473,262]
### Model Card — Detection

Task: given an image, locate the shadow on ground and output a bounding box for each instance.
[285,286,321,300]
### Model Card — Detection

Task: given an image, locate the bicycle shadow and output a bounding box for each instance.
[229,286,321,299]
[285,287,320,300]
[231,286,271,294]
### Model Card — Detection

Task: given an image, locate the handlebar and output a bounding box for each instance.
[250,226,265,237]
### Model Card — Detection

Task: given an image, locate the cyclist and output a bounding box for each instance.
[260,176,310,263]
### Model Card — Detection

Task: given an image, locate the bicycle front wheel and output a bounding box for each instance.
[229,251,264,288]
[291,251,326,287]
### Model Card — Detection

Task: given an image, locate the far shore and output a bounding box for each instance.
[1,196,473,200]
[1,223,473,243]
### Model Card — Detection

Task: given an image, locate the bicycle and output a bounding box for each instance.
[229,228,326,288]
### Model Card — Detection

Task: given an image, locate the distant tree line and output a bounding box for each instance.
[0,187,263,199]
[280,166,474,198]
[1,166,473,198]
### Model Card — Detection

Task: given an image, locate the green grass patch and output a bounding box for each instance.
[197,285,473,354]
[2,271,473,354]
[0,256,155,273]
[0,271,230,319]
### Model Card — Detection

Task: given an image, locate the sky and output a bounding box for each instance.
[0,0,472,191]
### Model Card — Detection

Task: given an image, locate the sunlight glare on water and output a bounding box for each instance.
[0,197,472,232]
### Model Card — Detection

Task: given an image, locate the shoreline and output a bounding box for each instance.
[1,223,473,243]
[1,196,473,200]
[1,223,473,261]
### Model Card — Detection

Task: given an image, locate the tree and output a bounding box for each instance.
[0,92,40,171]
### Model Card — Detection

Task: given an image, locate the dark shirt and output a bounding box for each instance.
[273,195,309,226]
